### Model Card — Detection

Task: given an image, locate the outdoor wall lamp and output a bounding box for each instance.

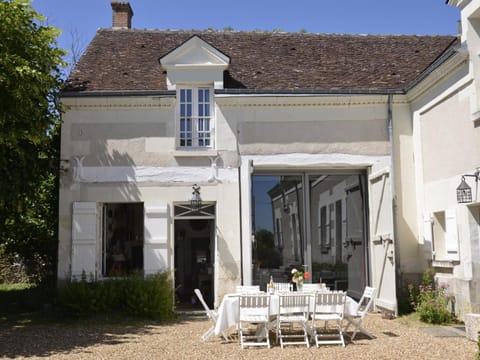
[456,171,479,203]
[190,184,202,211]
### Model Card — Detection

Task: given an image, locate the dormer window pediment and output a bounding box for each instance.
[159,35,230,90]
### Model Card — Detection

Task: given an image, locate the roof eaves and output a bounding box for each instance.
[60,90,176,97]
[215,88,405,96]
[404,38,460,93]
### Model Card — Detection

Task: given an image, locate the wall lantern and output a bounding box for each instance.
[456,171,479,204]
[190,184,202,211]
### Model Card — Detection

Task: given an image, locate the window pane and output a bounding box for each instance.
[198,104,204,117]
[198,89,204,102]
[251,175,303,287]
[180,89,185,103]
[187,104,192,117]
[186,89,192,102]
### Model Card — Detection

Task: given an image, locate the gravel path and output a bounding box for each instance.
[0,313,476,359]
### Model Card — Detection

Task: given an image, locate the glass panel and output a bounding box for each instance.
[186,89,192,102]
[180,89,186,103]
[251,175,304,289]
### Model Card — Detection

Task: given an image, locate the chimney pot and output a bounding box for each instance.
[111,2,133,29]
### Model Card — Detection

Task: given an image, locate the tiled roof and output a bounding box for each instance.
[64,29,457,93]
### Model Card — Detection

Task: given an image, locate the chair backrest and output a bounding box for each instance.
[278,293,310,314]
[313,291,346,317]
[274,282,293,292]
[194,288,215,319]
[236,285,261,294]
[239,293,271,319]
[302,283,322,292]
[355,286,376,317]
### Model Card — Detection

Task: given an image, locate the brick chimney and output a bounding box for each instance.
[111,2,133,29]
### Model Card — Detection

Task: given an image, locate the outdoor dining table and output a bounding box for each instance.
[214,291,359,336]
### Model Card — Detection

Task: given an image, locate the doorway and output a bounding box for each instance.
[251,172,368,296]
[174,213,215,308]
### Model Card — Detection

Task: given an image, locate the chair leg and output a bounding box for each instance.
[350,323,374,340]
[201,326,215,342]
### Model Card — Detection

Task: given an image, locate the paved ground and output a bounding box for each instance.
[0,312,477,359]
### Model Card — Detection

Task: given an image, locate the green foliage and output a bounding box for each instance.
[408,269,454,324]
[57,272,176,321]
[124,272,176,321]
[477,335,480,360]
[0,282,55,314]
[0,0,66,283]
[0,245,30,283]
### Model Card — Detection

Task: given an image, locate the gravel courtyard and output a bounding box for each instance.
[0,312,476,359]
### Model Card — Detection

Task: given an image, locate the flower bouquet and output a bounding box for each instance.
[291,267,310,291]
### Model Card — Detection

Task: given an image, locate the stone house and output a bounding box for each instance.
[58,1,480,318]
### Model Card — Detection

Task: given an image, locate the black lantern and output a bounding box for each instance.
[190,184,202,211]
[456,177,472,203]
[456,171,479,204]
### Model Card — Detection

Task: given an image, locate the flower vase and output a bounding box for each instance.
[297,282,303,292]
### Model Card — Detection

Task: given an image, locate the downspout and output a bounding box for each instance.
[238,164,244,284]
[387,94,401,315]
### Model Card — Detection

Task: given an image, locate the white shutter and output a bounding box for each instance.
[423,214,434,259]
[445,208,460,261]
[71,202,98,280]
[144,203,169,275]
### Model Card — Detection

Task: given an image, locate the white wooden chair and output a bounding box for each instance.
[310,291,346,347]
[194,288,229,342]
[274,282,293,292]
[344,286,376,340]
[236,285,261,293]
[276,293,310,348]
[238,293,271,348]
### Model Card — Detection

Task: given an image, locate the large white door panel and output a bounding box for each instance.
[369,169,397,314]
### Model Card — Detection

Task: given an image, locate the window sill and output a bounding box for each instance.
[173,149,218,157]
[431,260,458,268]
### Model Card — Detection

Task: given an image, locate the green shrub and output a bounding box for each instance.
[124,272,175,321]
[477,335,480,360]
[57,271,175,320]
[408,269,454,324]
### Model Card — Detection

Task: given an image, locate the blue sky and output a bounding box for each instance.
[33,0,460,65]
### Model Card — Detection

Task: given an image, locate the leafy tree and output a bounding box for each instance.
[253,229,282,268]
[0,0,66,283]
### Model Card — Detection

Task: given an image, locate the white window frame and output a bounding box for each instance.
[177,86,214,149]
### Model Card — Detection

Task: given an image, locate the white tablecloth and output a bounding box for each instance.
[214,292,358,336]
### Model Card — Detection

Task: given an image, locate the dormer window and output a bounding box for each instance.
[178,86,213,148]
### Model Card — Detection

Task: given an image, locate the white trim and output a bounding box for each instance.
[244,153,389,169]
[240,158,253,285]
[74,166,238,183]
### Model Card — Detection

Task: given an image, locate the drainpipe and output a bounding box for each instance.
[238,164,244,284]
[387,94,401,315]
